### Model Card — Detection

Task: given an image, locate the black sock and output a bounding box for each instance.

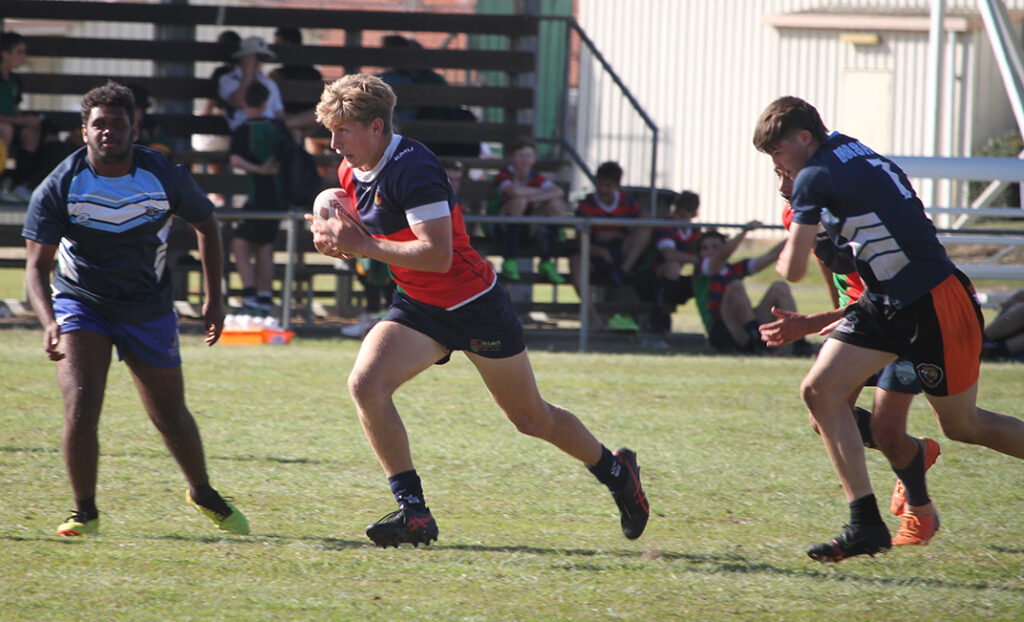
[388,469,428,512]
[241,286,257,298]
[76,496,99,520]
[743,320,765,351]
[191,483,232,516]
[587,445,624,492]
[849,493,884,527]
[853,406,877,449]
[893,441,930,508]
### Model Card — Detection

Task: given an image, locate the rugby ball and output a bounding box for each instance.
[312,187,358,223]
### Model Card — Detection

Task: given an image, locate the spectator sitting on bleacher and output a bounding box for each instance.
[647,190,701,334]
[694,224,804,354]
[982,287,1024,361]
[228,81,287,314]
[192,29,240,206]
[487,135,569,283]
[570,161,651,332]
[0,31,46,203]
[218,36,285,135]
[268,27,324,148]
[126,83,171,156]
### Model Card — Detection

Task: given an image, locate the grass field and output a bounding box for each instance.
[2,327,1023,621]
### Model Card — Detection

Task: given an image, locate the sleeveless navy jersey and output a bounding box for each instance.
[350,135,495,309]
[790,131,954,309]
[22,145,214,322]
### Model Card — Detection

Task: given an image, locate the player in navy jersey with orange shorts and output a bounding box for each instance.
[754,95,1024,562]
[305,74,649,548]
[762,169,940,549]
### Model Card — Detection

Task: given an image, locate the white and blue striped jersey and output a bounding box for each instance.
[790,131,954,309]
[22,145,215,322]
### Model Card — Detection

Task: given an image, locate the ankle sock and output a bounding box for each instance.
[849,493,884,527]
[893,441,931,507]
[587,445,624,492]
[388,469,428,513]
[76,496,99,520]
[191,483,232,516]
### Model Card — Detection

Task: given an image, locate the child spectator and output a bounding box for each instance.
[570,161,651,331]
[647,190,701,334]
[228,81,287,313]
[126,83,171,156]
[0,31,45,202]
[268,27,324,148]
[695,223,809,354]
[487,136,569,282]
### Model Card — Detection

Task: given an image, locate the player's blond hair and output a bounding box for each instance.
[316,73,396,135]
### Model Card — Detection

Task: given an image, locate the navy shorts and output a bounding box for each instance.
[829,271,983,396]
[865,359,921,395]
[384,283,526,363]
[53,295,182,368]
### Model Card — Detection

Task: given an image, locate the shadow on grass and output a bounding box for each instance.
[435,543,1024,593]
[0,444,332,466]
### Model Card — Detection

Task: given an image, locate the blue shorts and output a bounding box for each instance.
[865,359,921,395]
[54,295,182,369]
[384,283,526,363]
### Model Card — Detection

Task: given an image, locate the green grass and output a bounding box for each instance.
[2,328,1024,620]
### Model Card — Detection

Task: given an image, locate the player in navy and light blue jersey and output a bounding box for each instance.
[754,95,1024,563]
[306,74,648,548]
[22,81,248,537]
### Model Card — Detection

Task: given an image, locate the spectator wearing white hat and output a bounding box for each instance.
[217,36,285,132]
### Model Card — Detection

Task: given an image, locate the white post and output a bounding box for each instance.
[924,0,946,225]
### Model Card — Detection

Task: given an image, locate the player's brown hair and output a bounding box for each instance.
[752,96,829,153]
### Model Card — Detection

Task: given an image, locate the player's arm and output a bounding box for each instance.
[190,215,226,345]
[776,222,816,281]
[759,306,846,347]
[309,210,454,273]
[24,239,64,361]
[818,260,841,308]
[750,239,785,273]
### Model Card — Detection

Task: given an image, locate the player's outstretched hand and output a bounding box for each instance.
[759,306,810,347]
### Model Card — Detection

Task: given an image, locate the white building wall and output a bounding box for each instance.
[577,0,1024,225]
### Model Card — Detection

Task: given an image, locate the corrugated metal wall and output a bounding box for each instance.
[577,0,1024,226]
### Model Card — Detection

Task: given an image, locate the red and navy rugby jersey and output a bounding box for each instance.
[494,166,553,212]
[575,190,639,234]
[345,135,495,310]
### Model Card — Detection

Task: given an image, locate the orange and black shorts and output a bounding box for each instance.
[829,270,983,396]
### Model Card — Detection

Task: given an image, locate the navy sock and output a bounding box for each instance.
[893,441,931,508]
[388,469,428,512]
[76,496,98,520]
[849,493,884,527]
[853,406,877,449]
[587,446,624,492]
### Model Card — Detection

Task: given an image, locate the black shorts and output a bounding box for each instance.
[829,270,983,396]
[383,283,526,364]
[235,218,280,246]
